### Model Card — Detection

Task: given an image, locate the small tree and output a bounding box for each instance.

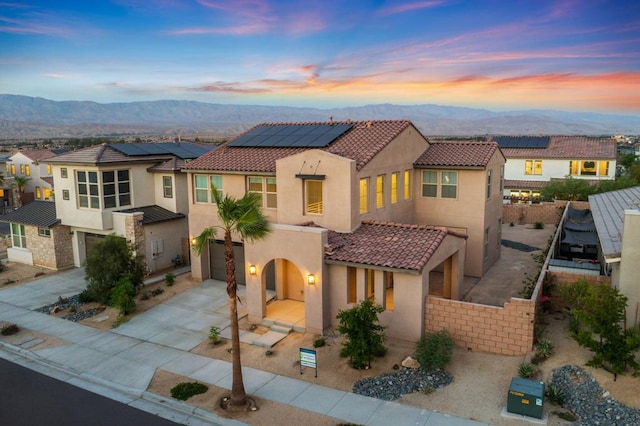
[84,234,145,304]
[416,330,454,370]
[110,275,136,315]
[561,279,640,375]
[541,177,595,201]
[337,299,386,369]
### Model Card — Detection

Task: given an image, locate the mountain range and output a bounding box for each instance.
[1,94,639,140]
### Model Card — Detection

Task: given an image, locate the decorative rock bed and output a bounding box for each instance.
[352,367,453,401]
[551,365,640,425]
[35,295,104,322]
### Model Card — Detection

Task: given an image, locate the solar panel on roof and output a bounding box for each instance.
[493,136,550,149]
[110,143,211,159]
[229,123,354,148]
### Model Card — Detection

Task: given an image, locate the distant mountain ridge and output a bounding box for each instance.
[0,94,638,139]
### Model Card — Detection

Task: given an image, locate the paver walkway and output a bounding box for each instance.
[0,268,488,426]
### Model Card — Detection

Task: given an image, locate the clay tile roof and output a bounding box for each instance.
[325,220,457,272]
[504,179,546,189]
[495,136,617,159]
[184,120,414,173]
[414,141,501,168]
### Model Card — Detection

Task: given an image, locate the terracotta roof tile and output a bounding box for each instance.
[184,120,414,173]
[325,220,460,272]
[495,136,616,159]
[414,141,501,168]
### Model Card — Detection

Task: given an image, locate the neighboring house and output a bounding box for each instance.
[0,153,11,213]
[0,201,73,269]
[184,120,504,341]
[5,149,69,205]
[488,136,617,204]
[589,186,640,328]
[39,142,213,272]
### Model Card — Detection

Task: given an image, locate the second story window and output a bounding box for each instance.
[36,186,41,199]
[391,172,398,204]
[570,160,609,176]
[77,171,99,209]
[163,176,173,198]
[525,160,542,175]
[441,171,458,198]
[487,169,492,199]
[422,170,437,197]
[194,174,222,203]
[25,165,30,176]
[359,178,369,214]
[499,165,504,192]
[305,180,323,215]
[404,170,411,200]
[46,164,52,175]
[10,164,15,176]
[102,170,131,208]
[19,164,24,175]
[61,168,68,178]
[376,175,385,208]
[247,176,277,208]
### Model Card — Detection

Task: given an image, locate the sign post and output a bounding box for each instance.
[299,347,317,378]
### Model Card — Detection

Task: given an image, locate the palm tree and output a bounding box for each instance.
[12,176,29,207]
[192,185,270,407]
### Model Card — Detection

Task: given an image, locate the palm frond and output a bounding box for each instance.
[192,227,217,256]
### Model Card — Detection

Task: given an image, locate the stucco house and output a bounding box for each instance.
[36,142,213,272]
[589,186,640,328]
[489,136,617,204]
[5,149,68,205]
[184,120,505,341]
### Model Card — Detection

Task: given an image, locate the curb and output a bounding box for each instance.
[0,339,233,425]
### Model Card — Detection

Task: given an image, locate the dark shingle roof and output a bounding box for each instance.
[414,141,502,168]
[0,201,59,227]
[184,120,416,173]
[117,205,185,225]
[324,220,465,273]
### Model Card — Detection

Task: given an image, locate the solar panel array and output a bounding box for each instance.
[493,136,551,149]
[110,142,212,159]
[228,123,354,148]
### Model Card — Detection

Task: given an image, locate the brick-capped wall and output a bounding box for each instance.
[502,200,590,225]
[425,296,535,356]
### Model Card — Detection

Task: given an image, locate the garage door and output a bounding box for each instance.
[84,233,107,259]
[210,241,246,285]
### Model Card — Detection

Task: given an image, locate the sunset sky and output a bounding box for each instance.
[1,0,639,114]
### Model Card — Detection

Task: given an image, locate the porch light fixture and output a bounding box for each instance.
[191,237,197,246]
[307,274,316,285]
[249,265,257,275]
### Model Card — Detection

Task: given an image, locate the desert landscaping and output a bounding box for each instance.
[1,224,639,425]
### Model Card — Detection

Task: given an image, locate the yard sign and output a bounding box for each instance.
[299,347,317,378]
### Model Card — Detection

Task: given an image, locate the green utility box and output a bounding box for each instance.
[507,377,545,419]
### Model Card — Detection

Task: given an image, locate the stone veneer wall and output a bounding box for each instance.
[425,296,535,356]
[26,224,74,270]
[503,200,590,225]
[124,212,145,259]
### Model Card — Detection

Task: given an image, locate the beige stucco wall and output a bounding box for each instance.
[243,224,328,334]
[619,210,640,327]
[414,151,504,277]
[144,219,189,272]
[152,172,189,214]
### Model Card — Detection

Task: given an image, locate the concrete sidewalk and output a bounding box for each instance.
[0,268,488,426]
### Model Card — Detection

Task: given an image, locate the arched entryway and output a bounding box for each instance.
[261,258,305,331]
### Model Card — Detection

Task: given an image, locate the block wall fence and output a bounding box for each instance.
[502,201,590,225]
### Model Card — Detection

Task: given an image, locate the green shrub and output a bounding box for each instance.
[165,272,175,287]
[337,299,386,369]
[313,336,326,348]
[150,287,164,297]
[78,288,95,303]
[546,384,565,405]
[209,326,221,344]
[170,382,208,400]
[535,339,554,360]
[110,276,136,315]
[518,362,537,378]
[415,330,454,370]
[1,323,19,336]
[534,222,544,229]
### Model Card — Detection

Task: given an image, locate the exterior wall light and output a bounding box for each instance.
[307,274,316,285]
[191,238,197,246]
[249,265,257,275]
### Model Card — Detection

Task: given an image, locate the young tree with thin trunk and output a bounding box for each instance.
[12,176,29,207]
[192,186,270,407]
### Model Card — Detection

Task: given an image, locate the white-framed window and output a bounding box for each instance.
[376,175,385,208]
[247,176,277,208]
[46,164,52,175]
[421,170,437,197]
[61,168,68,178]
[19,164,24,175]
[11,223,26,248]
[441,171,458,199]
[44,187,51,200]
[569,160,609,176]
[38,227,51,238]
[10,164,15,176]
[404,170,411,200]
[62,189,70,200]
[194,174,222,203]
[391,172,398,204]
[359,178,369,213]
[305,180,323,214]
[163,176,173,198]
[77,170,99,209]
[102,169,131,208]
[35,186,41,199]
[525,160,542,175]
[25,165,30,176]
[487,169,492,199]
[499,165,504,192]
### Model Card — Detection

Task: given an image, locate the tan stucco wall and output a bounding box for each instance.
[244,224,328,334]
[152,172,189,214]
[619,210,640,327]
[144,219,189,272]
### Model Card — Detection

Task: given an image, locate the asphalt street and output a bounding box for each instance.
[0,358,179,426]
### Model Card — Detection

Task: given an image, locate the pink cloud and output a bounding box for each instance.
[378,1,446,16]
[0,16,72,35]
